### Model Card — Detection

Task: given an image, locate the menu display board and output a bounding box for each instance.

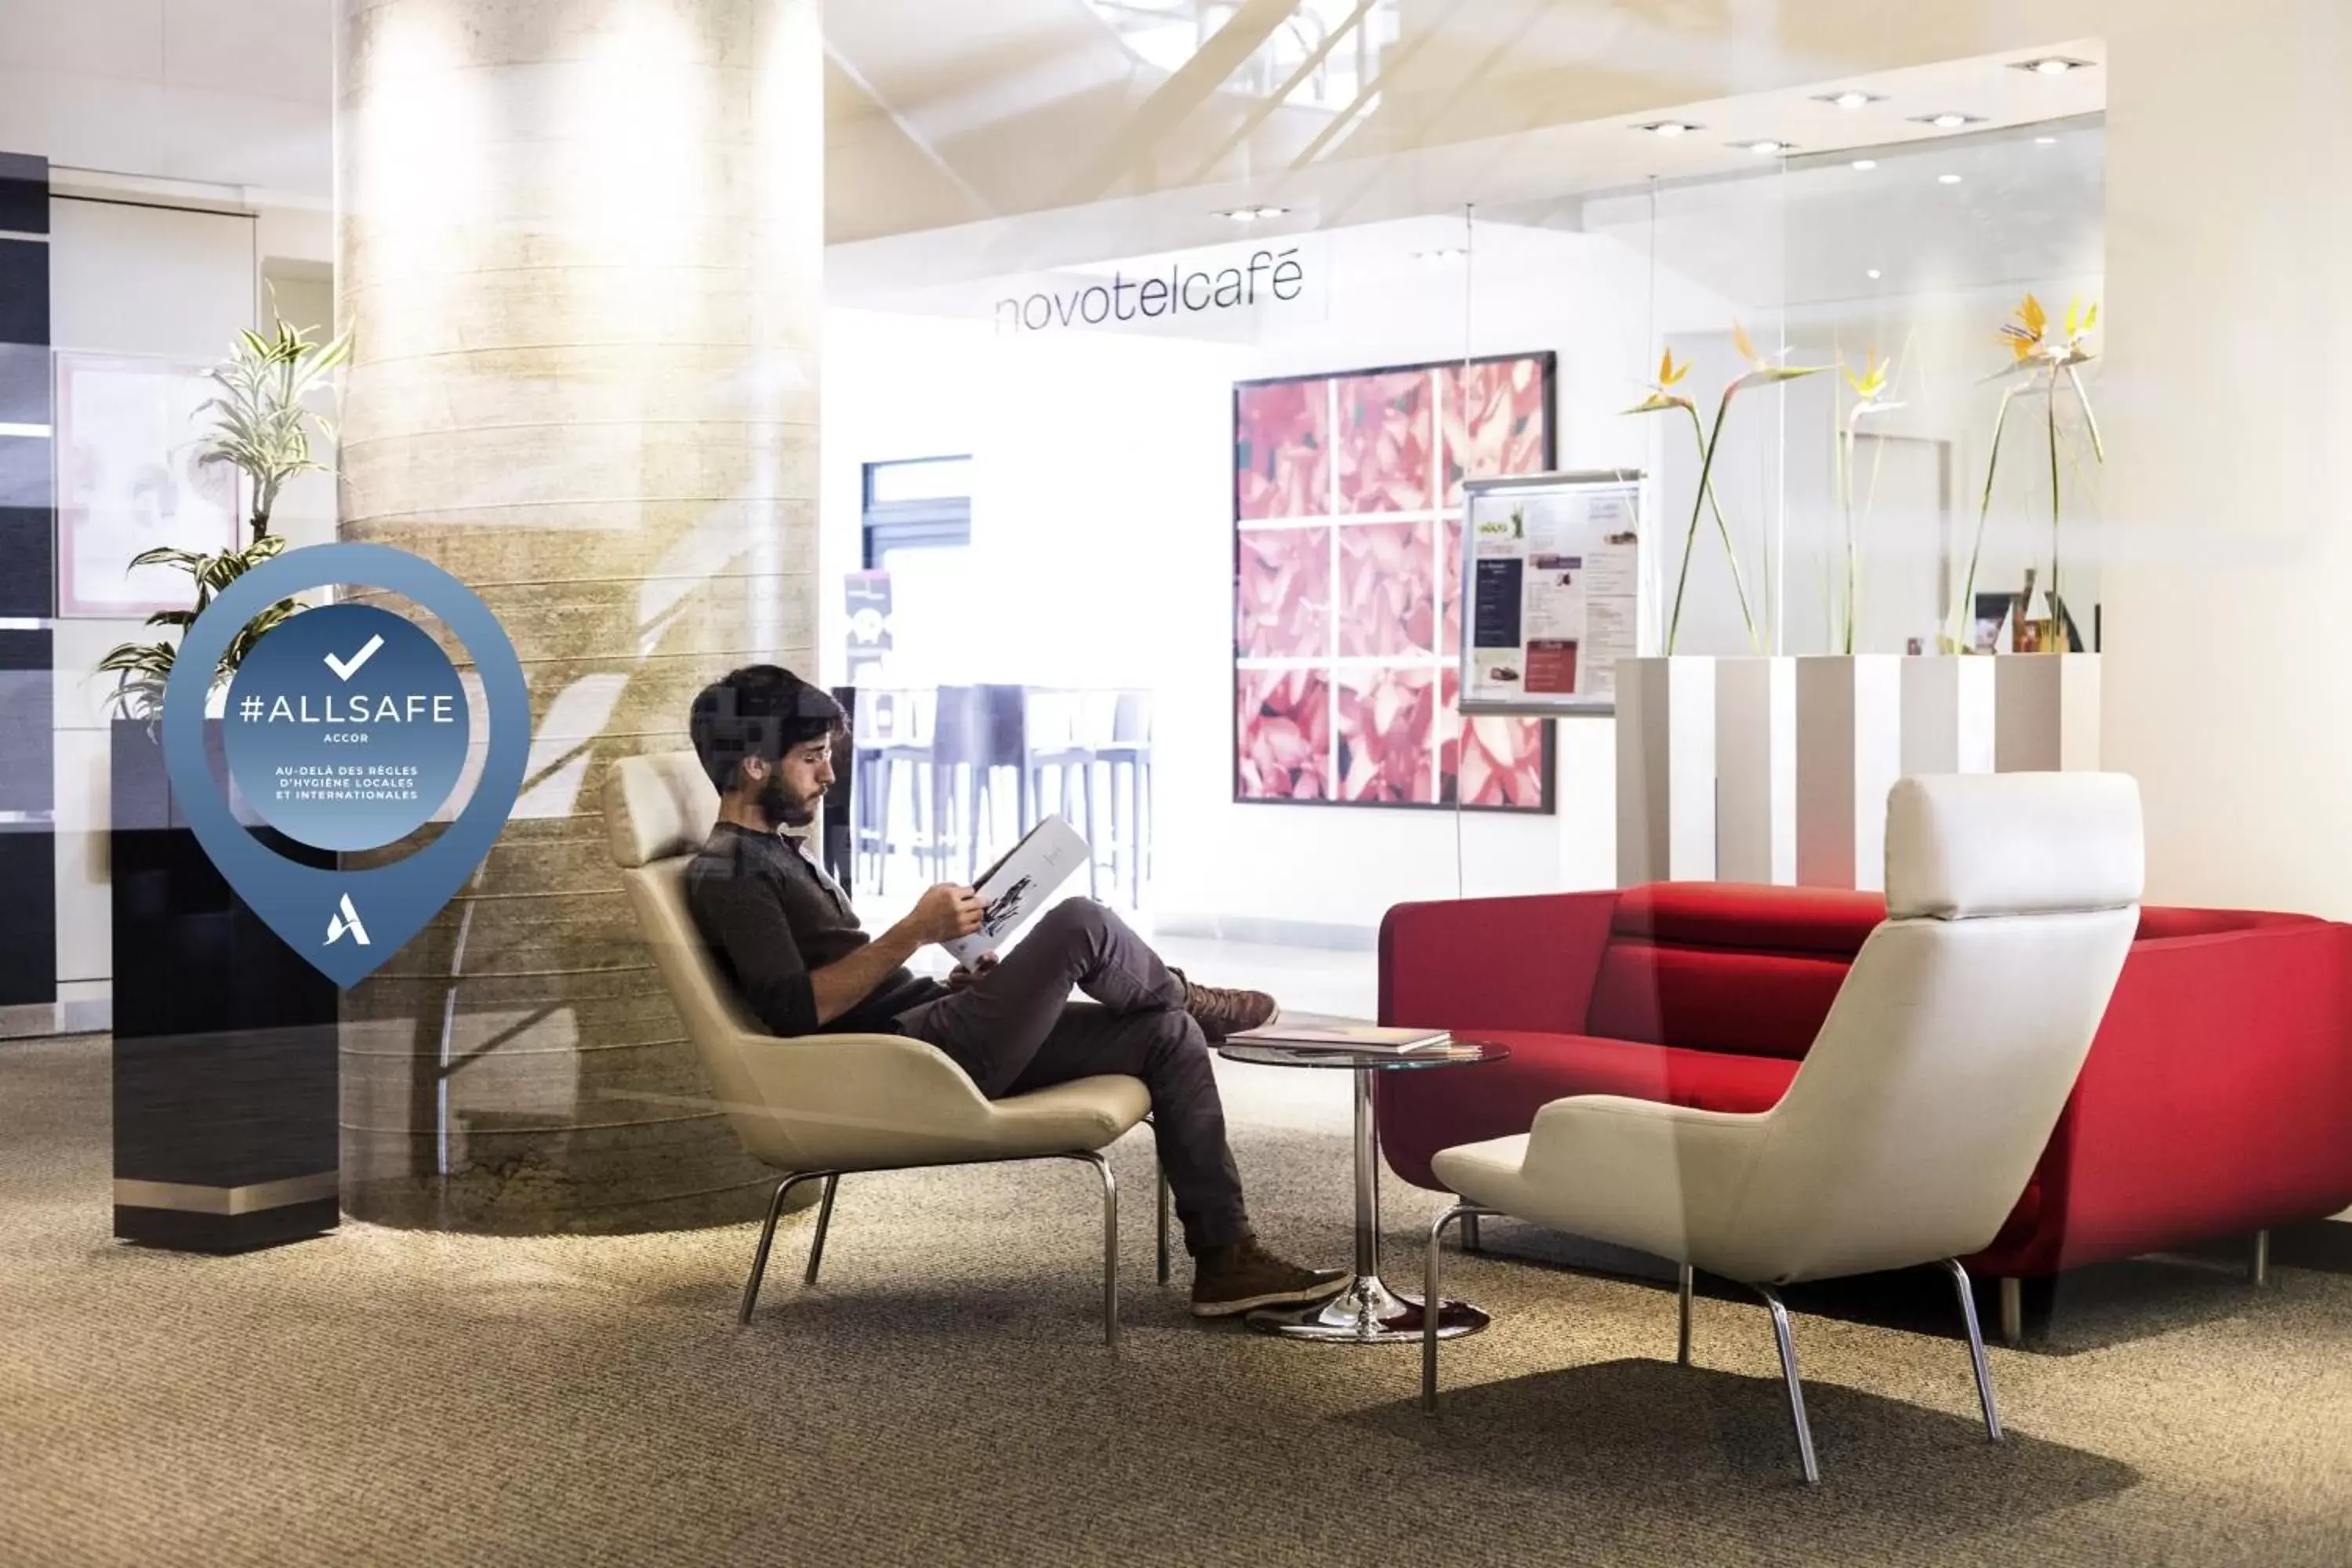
[1459,471,1643,716]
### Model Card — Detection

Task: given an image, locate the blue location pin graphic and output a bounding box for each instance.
[161,542,532,988]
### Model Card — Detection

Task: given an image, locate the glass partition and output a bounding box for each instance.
[9,10,2350,1562]
[825,212,1485,1016]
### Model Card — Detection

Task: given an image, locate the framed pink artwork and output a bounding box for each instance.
[1232,352,1556,811]
[54,353,239,619]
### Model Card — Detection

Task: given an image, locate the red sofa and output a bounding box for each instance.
[1377,882,2352,1298]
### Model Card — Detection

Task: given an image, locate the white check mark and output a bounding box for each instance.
[323,634,385,682]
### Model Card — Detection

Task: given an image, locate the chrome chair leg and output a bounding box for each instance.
[742,1156,1123,1347]
[1752,1283,1820,1486]
[1156,1162,1171,1287]
[1998,1276,2025,1347]
[1943,1259,2004,1443]
[2250,1228,2270,1287]
[1062,1152,1120,1350]
[740,1171,833,1326]
[1677,1263,1696,1367]
[803,1174,840,1287]
[1423,1202,1485,1413]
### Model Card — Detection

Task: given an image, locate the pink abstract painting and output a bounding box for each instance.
[1234,354,1554,811]
[1439,517,1465,659]
[1335,372,1433,514]
[1337,521,1436,658]
[1235,528,1331,659]
[1439,671,1548,809]
[1236,379,1331,521]
[1337,669,1438,804]
[1440,357,1550,506]
[1237,669,1334,801]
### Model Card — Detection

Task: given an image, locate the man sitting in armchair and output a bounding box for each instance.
[682,664,1345,1319]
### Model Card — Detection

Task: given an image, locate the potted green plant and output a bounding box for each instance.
[96,314,350,720]
[103,314,351,1255]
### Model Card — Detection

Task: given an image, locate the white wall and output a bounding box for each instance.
[48,196,258,1014]
[2100,1,2352,916]
[822,222,1744,936]
[0,0,331,209]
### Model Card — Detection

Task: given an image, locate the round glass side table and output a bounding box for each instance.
[1217,1037,1509,1344]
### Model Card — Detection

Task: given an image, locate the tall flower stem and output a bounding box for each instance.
[1835,425,1853,653]
[1951,385,2020,651]
[1667,397,1756,655]
[2063,363,2107,463]
[2046,365,2063,608]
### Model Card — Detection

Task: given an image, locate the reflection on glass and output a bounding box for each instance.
[1087,0,1402,112]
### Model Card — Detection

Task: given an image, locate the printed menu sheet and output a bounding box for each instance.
[1461,474,1642,713]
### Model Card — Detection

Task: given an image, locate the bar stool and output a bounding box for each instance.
[860,687,935,895]
[1024,687,1100,901]
[924,685,979,884]
[925,684,1033,884]
[970,683,1031,873]
[1098,691,1152,907]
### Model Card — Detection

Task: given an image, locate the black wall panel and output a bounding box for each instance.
[0,240,46,348]
[0,152,45,235]
[0,153,53,1022]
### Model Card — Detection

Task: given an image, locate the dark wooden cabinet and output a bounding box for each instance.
[109,719,339,1252]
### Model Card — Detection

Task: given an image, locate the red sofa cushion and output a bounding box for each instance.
[1377,1030,1802,1191]
[1581,888,2314,1061]
[2135,906,2314,941]
[1611,882,1886,955]
[1586,883,1883,1060]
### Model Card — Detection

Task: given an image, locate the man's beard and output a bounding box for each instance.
[759,773,817,829]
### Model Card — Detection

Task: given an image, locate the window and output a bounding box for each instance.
[861,456,972,568]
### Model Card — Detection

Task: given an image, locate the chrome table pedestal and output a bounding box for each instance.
[1218,1036,1507,1345]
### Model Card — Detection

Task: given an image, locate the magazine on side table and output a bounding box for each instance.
[1224,1014,1457,1054]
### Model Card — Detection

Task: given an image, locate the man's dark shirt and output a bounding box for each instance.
[683,821,944,1037]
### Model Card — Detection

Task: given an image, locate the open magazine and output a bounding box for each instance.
[1224,1013,1456,1054]
[940,814,1092,968]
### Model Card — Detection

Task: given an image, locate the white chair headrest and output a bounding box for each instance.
[604,752,720,869]
[1885,772,2143,920]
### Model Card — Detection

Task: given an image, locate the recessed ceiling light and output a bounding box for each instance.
[1867,269,1883,280]
[1914,111,1987,130]
[1215,205,1290,221]
[1737,139,1795,156]
[2015,56,2094,76]
[1814,91,1884,111]
[1938,173,1965,185]
[1637,120,1700,138]
[2034,136,2059,146]
[1851,158,1878,171]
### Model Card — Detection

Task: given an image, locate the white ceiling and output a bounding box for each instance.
[830,39,2107,296]
[0,0,2107,280]
[1578,118,2106,311]
[0,1,332,202]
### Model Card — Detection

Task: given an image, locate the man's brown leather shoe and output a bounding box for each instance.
[1170,970,1279,1040]
[1189,1237,1348,1317]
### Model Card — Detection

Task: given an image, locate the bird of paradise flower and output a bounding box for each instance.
[1831,347,1907,655]
[1628,326,1828,654]
[1946,293,2103,652]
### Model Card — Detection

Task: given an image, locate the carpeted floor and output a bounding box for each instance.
[3,1033,2349,1567]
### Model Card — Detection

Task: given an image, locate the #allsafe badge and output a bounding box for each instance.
[162,543,530,987]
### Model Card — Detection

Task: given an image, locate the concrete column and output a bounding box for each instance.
[336,0,820,1230]
[2100,2,2352,916]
